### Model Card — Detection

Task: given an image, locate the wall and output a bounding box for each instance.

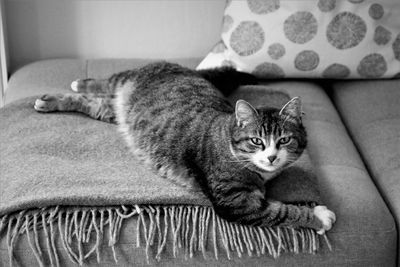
[1,0,7,106]
[4,0,225,73]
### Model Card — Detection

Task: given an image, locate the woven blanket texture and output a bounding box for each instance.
[0,88,331,266]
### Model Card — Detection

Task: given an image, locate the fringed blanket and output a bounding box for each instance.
[0,89,331,266]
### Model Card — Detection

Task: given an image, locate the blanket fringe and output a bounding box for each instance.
[0,205,332,266]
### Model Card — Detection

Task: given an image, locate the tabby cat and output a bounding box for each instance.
[34,62,335,234]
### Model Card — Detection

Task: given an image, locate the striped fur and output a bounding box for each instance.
[34,62,335,232]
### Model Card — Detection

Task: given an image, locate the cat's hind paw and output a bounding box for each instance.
[34,95,59,112]
[71,79,81,92]
[313,205,336,235]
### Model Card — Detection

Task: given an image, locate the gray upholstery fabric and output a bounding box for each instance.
[331,79,400,260]
[5,58,202,105]
[5,59,87,105]
[1,59,397,266]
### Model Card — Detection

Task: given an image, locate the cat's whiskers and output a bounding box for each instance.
[222,159,252,163]
[284,156,300,165]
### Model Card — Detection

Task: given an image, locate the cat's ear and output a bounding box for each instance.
[235,100,258,127]
[279,97,303,120]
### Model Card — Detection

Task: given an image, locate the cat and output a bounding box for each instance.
[34,61,335,234]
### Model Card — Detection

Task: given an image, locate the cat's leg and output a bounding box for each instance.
[34,93,116,123]
[71,70,136,96]
[209,175,335,234]
[70,78,112,96]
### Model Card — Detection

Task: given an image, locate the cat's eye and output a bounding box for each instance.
[279,136,292,145]
[250,138,263,145]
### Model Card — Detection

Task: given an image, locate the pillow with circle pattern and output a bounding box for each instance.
[197,0,400,79]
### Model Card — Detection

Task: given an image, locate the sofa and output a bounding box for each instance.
[0,57,398,266]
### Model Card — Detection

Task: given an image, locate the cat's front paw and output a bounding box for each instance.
[313,205,336,235]
[34,95,60,112]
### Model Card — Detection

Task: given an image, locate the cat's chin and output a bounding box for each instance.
[260,166,279,172]
[250,163,280,173]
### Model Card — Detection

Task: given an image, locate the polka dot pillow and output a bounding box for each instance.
[197,0,400,79]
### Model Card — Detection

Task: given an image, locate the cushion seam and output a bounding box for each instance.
[85,59,88,79]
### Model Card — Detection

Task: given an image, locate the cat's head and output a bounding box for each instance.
[230,97,307,173]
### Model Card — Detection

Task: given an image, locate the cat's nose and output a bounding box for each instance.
[268,155,277,163]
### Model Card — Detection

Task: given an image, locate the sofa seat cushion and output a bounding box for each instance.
[331,79,400,257]
[1,59,396,266]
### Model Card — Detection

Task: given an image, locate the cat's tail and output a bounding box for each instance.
[197,67,258,96]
